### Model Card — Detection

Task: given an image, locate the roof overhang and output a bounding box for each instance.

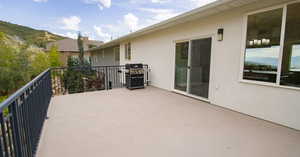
[91,0,289,51]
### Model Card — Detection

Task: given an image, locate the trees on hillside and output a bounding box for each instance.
[0,32,62,100]
[48,45,62,67]
[0,39,31,96]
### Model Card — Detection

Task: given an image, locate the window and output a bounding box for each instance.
[84,56,91,63]
[174,42,189,91]
[280,3,300,87]
[71,56,79,60]
[101,50,105,58]
[125,42,131,60]
[242,2,300,88]
[243,8,283,83]
[114,47,120,61]
[289,44,300,72]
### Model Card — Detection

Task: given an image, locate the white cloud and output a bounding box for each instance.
[65,32,78,39]
[102,24,121,33]
[84,0,111,9]
[190,0,217,7]
[94,26,111,41]
[151,0,170,4]
[86,0,217,41]
[54,32,78,39]
[124,13,139,31]
[60,16,81,31]
[33,0,48,2]
[139,8,179,22]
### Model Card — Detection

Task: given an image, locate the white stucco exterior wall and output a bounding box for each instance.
[119,0,300,130]
[91,46,120,66]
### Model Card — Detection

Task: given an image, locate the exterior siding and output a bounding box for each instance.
[91,46,120,66]
[119,0,300,130]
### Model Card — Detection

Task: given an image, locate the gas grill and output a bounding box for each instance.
[125,64,145,89]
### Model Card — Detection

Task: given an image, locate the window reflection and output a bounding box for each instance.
[280,3,300,87]
[290,45,300,72]
[174,42,189,92]
[243,8,283,83]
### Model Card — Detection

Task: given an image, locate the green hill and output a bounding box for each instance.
[0,20,66,48]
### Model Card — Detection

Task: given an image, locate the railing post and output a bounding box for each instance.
[10,102,23,157]
[105,66,108,90]
[146,65,149,86]
[0,113,10,157]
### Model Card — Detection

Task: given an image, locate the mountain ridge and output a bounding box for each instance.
[246,56,300,69]
[0,20,66,48]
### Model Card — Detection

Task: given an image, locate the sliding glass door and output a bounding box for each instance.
[174,42,189,92]
[174,38,212,99]
[189,38,212,98]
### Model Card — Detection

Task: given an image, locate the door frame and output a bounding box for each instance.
[173,34,214,102]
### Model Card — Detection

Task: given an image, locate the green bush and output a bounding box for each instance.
[63,57,100,93]
[48,45,62,67]
[0,32,61,97]
[0,43,31,96]
[0,96,7,103]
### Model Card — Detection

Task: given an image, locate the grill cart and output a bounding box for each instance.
[125,64,145,90]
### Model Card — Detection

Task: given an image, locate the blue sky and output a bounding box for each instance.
[0,0,216,42]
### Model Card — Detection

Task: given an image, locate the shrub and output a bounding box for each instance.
[48,45,62,67]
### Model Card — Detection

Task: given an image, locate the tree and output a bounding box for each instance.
[0,42,31,96]
[31,52,50,76]
[0,32,5,41]
[77,32,84,65]
[48,45,62,67]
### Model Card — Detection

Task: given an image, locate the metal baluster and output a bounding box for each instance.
[0,113,10,157]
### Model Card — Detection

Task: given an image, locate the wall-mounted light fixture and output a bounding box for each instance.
[217,28,224,41]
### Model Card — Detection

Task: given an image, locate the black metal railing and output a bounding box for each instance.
[51,65,150,95]
[0,69,52,157]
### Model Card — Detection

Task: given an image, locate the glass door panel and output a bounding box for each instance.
[174,42,189,92]
[189,38,212,98]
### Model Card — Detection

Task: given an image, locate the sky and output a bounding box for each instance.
[0,0,217,42]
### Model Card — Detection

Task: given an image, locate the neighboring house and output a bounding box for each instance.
[46,37,103,66]
[91,0,300,130]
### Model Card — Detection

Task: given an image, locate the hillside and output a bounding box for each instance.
[0,20,66,48]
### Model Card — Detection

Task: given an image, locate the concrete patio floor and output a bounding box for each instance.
[37,87,300,157]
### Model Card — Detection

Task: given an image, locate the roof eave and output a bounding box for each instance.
[91,0,261,51]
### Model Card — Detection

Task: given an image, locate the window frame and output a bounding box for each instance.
[240,0,300,91]
[101,50,105,58]
[125,42,131,60]
[114,47,120,61]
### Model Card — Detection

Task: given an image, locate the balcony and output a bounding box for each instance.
[0,67,300,157]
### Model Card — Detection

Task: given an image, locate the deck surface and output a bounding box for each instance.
[37,87,300,157]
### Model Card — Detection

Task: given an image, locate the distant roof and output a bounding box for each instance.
[46,38,103,52]
[91,0,286,50]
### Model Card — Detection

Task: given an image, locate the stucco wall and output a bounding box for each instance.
[119,0,300,130]
[91,46,119,66]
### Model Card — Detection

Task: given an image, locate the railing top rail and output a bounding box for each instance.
[0,68,51,111]
[51,64,149,70]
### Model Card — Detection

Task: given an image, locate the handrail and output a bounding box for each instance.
[51,64,149,69]
[0,68,52,157]
[0,68,51,111]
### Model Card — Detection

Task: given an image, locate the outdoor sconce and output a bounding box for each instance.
[217,28,224,41]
